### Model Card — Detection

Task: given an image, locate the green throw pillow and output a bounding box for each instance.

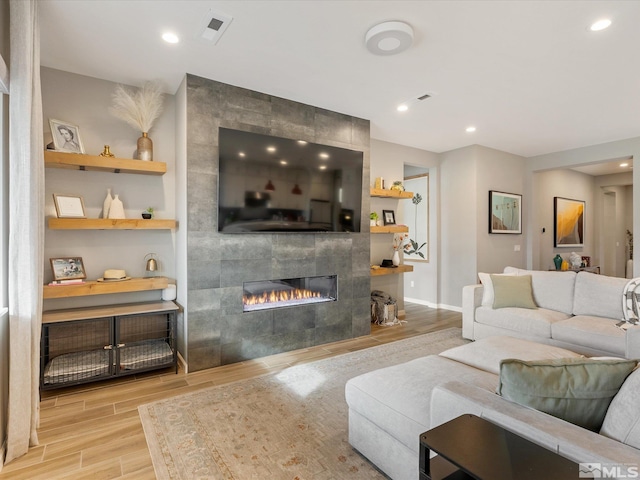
[490,274,537,309]
[497,357,637,431]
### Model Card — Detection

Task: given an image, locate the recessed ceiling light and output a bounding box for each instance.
[365,21,414,56]
[466,126,476,133]
[162,32,180,44]
[297,140,308,145]
[319,152,329,159]
[280,160,287,165]
[397,104,409,112]
[267,146,276,153]
[319,165,327,170]
[590,19,612,31]
[620,162,629,167]
[238,152,245,157]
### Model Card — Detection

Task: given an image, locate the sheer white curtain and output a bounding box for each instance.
[4,0,44,465]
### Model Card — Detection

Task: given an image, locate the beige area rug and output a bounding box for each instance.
[139,327,467,479]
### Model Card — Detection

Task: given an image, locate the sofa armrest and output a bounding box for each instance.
[462,284,483,340]
[430,381,640,467]
[625,324,640,359]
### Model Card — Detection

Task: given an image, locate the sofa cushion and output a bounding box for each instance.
[440,336,583,375]
[491,274,537,309]
[601,367,640,449]
[551,316,626,356]
[573,271,627,319]
[476,305,569,338]
[345,355,497,454]
[497,357,637,431]
[504,267,576,315]
[478,272,515,307]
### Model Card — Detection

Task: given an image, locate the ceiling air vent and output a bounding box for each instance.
[417,94,431,101]
[199,10,233,44]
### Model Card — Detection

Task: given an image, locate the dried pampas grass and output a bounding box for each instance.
[109,80,164,133]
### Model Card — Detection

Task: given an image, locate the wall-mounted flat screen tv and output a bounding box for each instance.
[218,127,363,233]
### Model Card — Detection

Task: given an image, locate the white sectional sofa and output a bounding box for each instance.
[462,267,640,359]
[345,336,640,480]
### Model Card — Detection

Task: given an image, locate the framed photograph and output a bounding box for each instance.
[49,118,85,153]
[53,194,86,218]
[50,257,87,281]
[383,209,396,225]
[554,197,585,247]
[489,190,522,234]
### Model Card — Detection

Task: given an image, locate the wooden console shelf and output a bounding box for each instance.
[43,276,169,299]
[371,225,409,234]
[370,265,414,276]
[44,150,166,175]
[42,301,178,324]
[48,218,177,230]
[370,188,414,199]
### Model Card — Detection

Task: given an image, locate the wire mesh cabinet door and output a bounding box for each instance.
[114,310,177,376]
[40,317,114,390]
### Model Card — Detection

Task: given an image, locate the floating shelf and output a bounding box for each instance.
[43,277,169,299]
[48,218,177,230]
[371,225,409,234]
[44,151,166,175]
[370,265,414,276]
[42,301,178,324]
[370,188,414,199]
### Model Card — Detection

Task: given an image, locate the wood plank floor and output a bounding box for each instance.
[0,304,461,479]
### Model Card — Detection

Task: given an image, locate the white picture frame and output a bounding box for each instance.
[49,118,85,153]
[53,194,86,218]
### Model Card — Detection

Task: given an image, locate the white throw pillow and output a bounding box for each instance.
[478,272,516,307]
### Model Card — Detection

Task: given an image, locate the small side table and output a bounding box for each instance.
[420,414,579,480]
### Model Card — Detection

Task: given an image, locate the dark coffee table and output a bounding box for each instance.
[420,414,579,480]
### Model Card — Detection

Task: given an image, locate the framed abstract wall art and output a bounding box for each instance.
[554,197,585,247]
[489,191,522,234]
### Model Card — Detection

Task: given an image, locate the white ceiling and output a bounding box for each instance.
[38,0,640,174]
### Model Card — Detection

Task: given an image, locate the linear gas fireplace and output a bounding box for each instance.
[243,275,337,312]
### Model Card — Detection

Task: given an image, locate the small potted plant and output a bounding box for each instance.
[142,207,154,219]
[370,212,379,226]
[390,181,405,192]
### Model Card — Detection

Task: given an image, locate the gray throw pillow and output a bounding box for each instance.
[497,357,637,431]
[490,274,537,309]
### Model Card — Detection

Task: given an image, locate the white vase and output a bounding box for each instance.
[108,194,126,219]
[392,250,400,266]
[102,188,113,218]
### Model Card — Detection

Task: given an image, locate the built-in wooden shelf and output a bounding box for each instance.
[42,301,178,324]
[44,150,166,175]
[370,265,414,276]
[43,276,169,299]
[48,218,177,230]
[370,188,414,199]
[371,225,409,234]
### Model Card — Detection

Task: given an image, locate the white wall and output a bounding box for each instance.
[526,136,640,276]
[439,146,478,308]
[475,146,527,274]
[41,68,177,310]
[532,169,595,271]
[370,139,440,310]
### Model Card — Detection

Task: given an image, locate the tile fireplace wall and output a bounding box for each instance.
[185,75,371,371]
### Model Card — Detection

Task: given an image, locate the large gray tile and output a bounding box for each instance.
[315,236,352,256]
[315,299,352,328]
[187,288,221,312]
[188,344,221,371]
[187,260,220,290]
[220,258,272,287]
[220,286,244,315]
[188,143,218,174]
[221,311,273,343]
[220,235,273,260]
[187,233,220,261]
[273,305,316,334]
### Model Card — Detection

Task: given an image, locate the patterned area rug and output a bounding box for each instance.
[139,328,466,479]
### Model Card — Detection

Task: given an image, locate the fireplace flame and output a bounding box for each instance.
[243,288,322,306]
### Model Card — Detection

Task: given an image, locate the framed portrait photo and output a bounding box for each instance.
[489,190,522,234]
[53,194,86,218]
[50,257,87,281]
[49,118,85,153]
[382,209,396,225]
[554,197,585,247]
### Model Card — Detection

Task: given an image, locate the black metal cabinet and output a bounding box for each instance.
[41,301,178,390]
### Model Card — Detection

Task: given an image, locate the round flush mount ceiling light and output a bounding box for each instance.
[365,21,414,55]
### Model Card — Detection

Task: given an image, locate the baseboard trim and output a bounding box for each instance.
[404,298,462,313]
